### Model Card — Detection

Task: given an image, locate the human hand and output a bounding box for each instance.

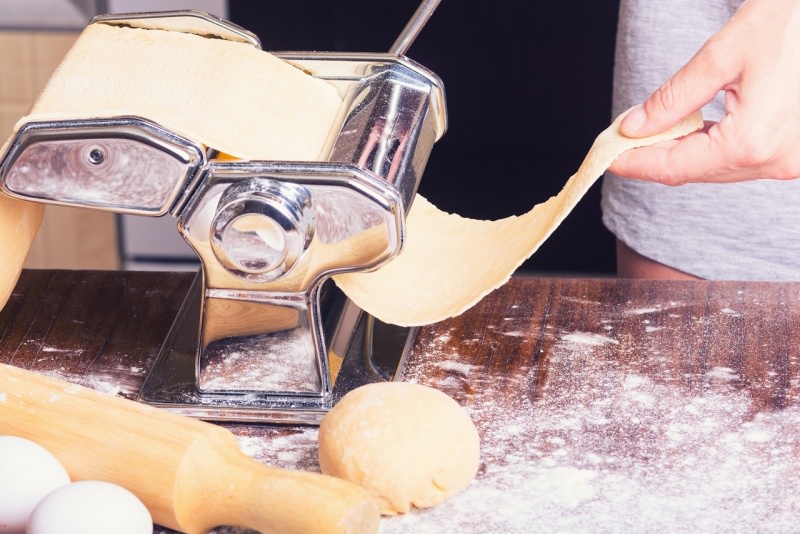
[608,0,800,185]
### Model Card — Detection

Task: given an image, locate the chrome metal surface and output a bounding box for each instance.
[179,161,404,290]
[0,10,447,422]
[139,52,443,418]
[210,179,314,280]
[0,117,205,216]
[174,161,404,405]
[139,273,416,424]
[197,289,321,394]
[279,52,446,210]
[389,0,443,56]
[281,53,447,144]
[328,61,438,208]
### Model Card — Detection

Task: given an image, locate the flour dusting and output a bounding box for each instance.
[57,281,799,534]
[377,324,800,533]
[434,361,476,375]
[560,332,618,346]
[234,427,319,471]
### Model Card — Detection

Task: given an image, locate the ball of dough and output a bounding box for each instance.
[318,382,480,515]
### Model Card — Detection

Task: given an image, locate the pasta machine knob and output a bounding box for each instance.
[210,178,313,281]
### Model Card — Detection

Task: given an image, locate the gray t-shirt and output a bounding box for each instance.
[601,0,800,280]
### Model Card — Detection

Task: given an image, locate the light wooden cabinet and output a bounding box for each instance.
[0,31,119,270]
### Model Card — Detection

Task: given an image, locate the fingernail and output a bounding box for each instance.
[622,105,647,135]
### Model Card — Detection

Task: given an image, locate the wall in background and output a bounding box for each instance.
[0,30,120,270]
[1,0,228,271]
[229,0,621,275]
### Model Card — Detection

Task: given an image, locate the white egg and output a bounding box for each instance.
[26,480,152,534]
[0,435,70,534]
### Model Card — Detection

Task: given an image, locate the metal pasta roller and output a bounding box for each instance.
[0,6,445,423]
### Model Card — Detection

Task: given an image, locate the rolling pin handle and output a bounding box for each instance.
[174,427,381,534]
[0,363,380,534]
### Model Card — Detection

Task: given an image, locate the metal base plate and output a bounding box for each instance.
[138,273,415,424]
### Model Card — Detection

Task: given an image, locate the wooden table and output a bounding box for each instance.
[2,270,800,533]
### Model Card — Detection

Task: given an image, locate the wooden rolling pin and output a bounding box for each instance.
[0,363,379,534]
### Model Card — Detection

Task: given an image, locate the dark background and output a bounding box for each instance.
[229,1,621,275]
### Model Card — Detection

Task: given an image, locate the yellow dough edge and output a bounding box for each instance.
[16,23,342,163]
[0,193,44,309]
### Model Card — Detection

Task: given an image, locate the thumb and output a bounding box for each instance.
[620,43,731,138]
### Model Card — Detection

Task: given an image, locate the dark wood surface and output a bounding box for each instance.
[0,270,193,399]
[2,270,800,532]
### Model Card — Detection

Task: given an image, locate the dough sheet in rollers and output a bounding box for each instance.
[1,21,703,324]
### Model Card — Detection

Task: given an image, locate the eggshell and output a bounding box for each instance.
[0,435,70,534]
[26,480,152,534]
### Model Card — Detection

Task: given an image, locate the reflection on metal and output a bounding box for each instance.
[0,8,445,423]
[1,118,204,216]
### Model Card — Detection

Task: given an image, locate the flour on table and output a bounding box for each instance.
[234,427,319,471]
[68,287,797,534]
[380,322,800,533]
[559,331,618,347]
[434,360,476,375]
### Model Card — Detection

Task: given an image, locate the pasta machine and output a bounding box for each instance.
[0,7,446,423]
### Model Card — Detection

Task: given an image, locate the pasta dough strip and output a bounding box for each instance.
[1,23,702,327]
[334,110,702,326]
